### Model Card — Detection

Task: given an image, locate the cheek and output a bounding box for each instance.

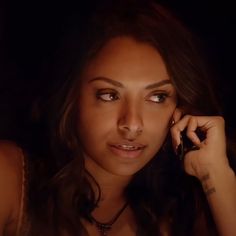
[145,108,174,143]
[145,107,173,129]
[77,104,116,143]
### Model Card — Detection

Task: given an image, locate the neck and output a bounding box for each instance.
[85,158,132,204]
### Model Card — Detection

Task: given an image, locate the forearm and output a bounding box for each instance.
[201,163,236,236]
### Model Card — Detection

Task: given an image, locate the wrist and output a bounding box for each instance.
[199,163,235,197]
[199,163,234,180]
[194,156,231,180]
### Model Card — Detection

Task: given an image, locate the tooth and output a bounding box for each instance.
[118,144,138,150]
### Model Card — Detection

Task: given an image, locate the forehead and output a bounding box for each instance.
[81,36,170,83]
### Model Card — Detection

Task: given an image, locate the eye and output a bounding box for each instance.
[96,90,119,102]
[148,93,168,103]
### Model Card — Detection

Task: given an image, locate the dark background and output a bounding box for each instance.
[1,0,236,144]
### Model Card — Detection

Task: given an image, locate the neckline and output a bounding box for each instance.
[90,202,128,236]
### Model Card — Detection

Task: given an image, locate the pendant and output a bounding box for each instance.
[90,202,128,236]
[95,222,112,236]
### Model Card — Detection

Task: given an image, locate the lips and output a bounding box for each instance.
[108,142,146,159]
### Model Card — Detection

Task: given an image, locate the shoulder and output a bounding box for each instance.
[0,140,23,169]
[0,140,24,234]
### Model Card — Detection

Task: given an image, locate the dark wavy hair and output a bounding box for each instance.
[27,1,236,235]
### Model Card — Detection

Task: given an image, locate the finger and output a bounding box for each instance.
[170,108,184,149]
[171,115,190,147]
[186,117,201,145]
[172,107,183,123]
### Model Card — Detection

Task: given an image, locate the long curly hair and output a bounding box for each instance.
[27,1,236,235]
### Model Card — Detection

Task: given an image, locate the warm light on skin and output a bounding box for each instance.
[77,36,177,179]
[88,76,172,89]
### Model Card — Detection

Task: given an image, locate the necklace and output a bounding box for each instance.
[90,203,128,236]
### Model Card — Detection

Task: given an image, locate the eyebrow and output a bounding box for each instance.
[88,77,172,89]
[89,77,124,88]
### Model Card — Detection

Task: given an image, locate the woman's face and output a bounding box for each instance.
[77,36,177,177]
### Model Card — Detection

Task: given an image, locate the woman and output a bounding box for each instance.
[0,0,236,235]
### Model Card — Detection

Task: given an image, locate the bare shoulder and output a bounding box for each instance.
[0,140,23,169]
[0,140,24,234]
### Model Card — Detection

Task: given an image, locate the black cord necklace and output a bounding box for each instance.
[90,203,128,236]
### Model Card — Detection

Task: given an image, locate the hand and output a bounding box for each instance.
[170,109,229,179]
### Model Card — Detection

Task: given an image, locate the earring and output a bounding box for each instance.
[170,119,175,127]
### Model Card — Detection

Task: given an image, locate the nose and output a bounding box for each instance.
[118,102,143,139]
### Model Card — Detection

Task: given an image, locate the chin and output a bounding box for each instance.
[103,162,148,177]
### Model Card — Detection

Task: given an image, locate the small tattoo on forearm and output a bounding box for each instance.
[200,173,216,196]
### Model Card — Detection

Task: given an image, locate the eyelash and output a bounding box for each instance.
[96,90,170,103]
[96,90,119,102]
[147,93,169,103]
